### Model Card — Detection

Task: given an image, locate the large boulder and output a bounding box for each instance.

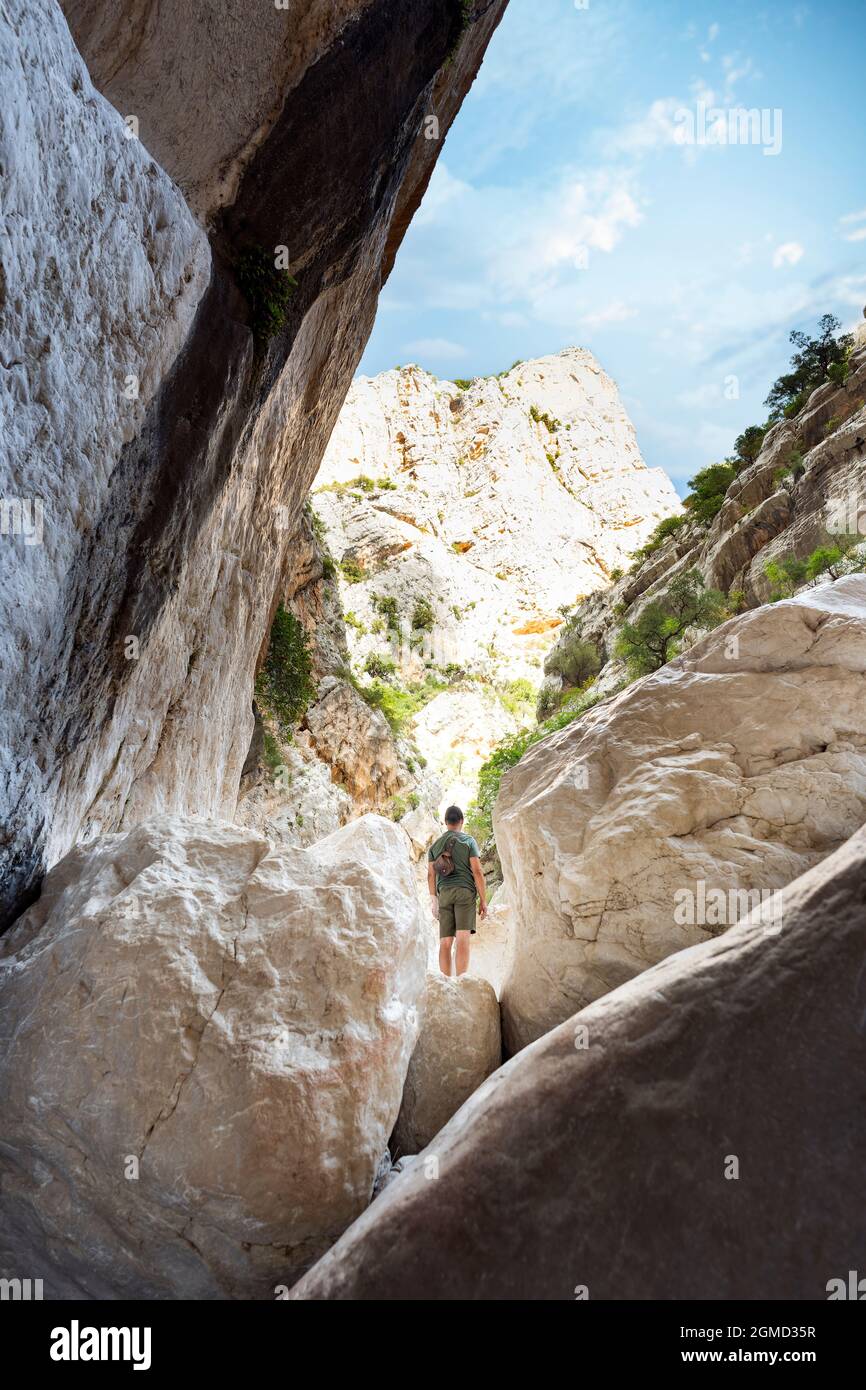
[392,973,501,1154]
[495,576,866,1052]
[0,815,427,1299]
[290,824,866,1300]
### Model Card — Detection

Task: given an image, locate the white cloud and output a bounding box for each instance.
[772,241,804,269]
[604,98,688,157]
[580,300,637,329]
[839,209,866,243]
[414,163,472,226]
[402,337,467,362]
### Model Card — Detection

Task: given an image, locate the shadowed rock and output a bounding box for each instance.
[289,822,866,1300]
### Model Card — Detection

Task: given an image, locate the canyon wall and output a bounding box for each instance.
[0,0,508,930]
[305,349,680,808]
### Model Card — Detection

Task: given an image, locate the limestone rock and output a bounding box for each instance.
[0,0,508,930]
[555,343,866,689]
[470,892,513,996]
[234,719,354,849]
[303,677,405,810]
[311,350,680,809]
[392,973,501,1154]
[289,824,866,1300]
[0,815,427,1298]
[60,1,378,221]
[496,576,866,1052]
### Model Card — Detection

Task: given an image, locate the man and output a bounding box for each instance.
[427,805,487,976]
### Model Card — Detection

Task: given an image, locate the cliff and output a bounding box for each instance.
[0,0,508,930]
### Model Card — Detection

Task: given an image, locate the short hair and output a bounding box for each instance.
[444,805,464,825]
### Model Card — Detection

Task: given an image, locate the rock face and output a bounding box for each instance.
[546,341,866,704]
[496,576,866,1052]
[392,973,501,1154]
[0,0,508,930]
[304,676,405,806]
[310,350,680,809]
[290,825,866,1300]
[0,815,427,1298]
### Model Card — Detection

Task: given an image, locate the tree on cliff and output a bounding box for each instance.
[764,314,854,420]
[614,569,726,676]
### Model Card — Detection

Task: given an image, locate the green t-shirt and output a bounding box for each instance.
[428,830,481,896]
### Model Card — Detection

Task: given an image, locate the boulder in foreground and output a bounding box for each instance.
[0,815,427,1299]
[496,576,866,1051]
[392,973,501,1154]
[289,824,866,1300]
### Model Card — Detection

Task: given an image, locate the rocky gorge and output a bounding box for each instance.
[1,0,865,1306]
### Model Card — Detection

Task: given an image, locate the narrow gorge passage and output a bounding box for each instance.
[1,0,865,1342]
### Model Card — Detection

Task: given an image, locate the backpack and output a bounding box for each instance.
[431,833,460,877]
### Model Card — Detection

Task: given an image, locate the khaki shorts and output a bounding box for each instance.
[438,884,477,938]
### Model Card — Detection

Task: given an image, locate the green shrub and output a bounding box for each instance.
[377,476,397,490]
[339,557,365,584]
[765,314,854,420]
[344,610,367,635]
[411,598,435,631]
[545,624,601,688]
[782,391,808,419]
[389,790,422,822]
[682,462,737,525]
[356,673,445,734]
[321,554,336,580]
[255,605,316,736]
[614,569,726,676]
[772,449,806,490]
[454,378,474,390]
[499,677,536,718]
[236,246,297,343]
[363,652,396,679]
[530,405,560,433]
[727,588,748,614]
[609,566,624,581]
[805,546,844,582]
[827,359,851,387]
[763,554,808,600]
[261,729,285,777]
[733,424,767,470]
[372,593,401,633]
[630,513,688,565]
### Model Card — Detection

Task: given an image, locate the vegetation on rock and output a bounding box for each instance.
[614,569,726,677]
[236,246,297,344]
[256,604,316,737]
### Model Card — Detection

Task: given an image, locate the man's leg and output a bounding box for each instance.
[455,929,471,976]
[438,935,454,975]
[453,889,476,976]
[438,895,456,975]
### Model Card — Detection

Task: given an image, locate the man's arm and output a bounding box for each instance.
[470,856,488,917]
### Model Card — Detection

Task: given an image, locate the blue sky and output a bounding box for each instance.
[360,0,866,493]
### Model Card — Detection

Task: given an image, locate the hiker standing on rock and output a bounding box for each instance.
[427,805,487,977]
